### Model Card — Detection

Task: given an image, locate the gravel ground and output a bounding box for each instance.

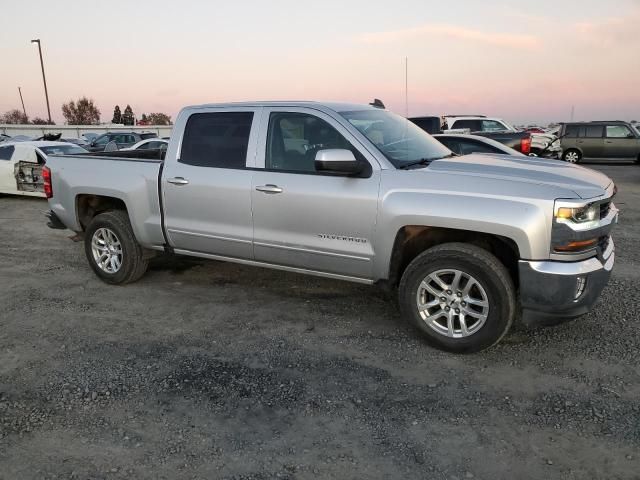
[1,164,639,480]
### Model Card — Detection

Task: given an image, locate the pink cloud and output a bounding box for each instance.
[575,12,640,47]
[356,24,541,50]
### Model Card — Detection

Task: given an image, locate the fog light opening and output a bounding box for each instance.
[574,276,586,301]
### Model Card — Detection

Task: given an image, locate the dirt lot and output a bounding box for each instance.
[1,164,639,480]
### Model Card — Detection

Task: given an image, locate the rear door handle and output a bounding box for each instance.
[255,184,283,194]
[167,177,189,185]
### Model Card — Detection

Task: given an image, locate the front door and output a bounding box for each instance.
[604,124,639,159]
[251,108,380,279]
[162,108,260,259]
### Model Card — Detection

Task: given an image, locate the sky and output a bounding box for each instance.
[1,0,639,125]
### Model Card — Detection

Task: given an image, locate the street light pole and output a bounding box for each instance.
[31,39,52,124]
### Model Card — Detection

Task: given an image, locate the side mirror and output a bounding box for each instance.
[314,149,363,175]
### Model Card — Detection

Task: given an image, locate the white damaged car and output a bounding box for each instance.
[0,141,87,197]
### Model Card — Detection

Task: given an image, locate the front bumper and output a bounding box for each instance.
[518,239,614,326]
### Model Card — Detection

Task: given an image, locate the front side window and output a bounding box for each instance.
[481,120,508,132]
[458,141,499,155]
[606,125,632,138]
[341,109,452,168]
[94,135,109,145]
[266,112,356,172]
[180,112,253,168]
[0,146,15,160]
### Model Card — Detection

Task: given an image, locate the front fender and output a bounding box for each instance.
[372,190,552,280]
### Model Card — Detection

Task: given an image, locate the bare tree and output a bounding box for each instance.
[61,97,101,125]
[145,113,172,125]
[32,117,55,125]
[1,109,29,124]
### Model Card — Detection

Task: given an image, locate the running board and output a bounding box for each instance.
[171,249,375,285]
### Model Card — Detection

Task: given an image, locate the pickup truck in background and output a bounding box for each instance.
[410,115,562,158]
[44,101,617,353]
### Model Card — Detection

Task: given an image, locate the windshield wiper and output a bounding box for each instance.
[398,153,456,170]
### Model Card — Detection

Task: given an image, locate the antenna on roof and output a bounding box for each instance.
[370,99,386,109]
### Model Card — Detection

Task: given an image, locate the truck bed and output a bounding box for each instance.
[46,151,166,247]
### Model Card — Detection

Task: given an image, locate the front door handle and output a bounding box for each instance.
[255,184,283,194]
[167,177,189,185]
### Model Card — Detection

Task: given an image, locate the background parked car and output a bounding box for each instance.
[86,132,158,152]
[0,141,87,196]
[121,138,169,151]
[433,134,525,156]
[560,121,640,163]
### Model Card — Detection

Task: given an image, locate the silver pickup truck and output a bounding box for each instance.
[44,101,617,353]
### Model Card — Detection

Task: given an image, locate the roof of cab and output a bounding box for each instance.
[182,101,380,113]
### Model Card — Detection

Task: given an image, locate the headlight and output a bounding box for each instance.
[556,204,598,223]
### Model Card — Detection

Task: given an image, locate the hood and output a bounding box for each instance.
[427,154,611,199]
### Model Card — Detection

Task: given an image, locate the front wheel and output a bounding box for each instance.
[84,210,149,284]
[398,243,516,353]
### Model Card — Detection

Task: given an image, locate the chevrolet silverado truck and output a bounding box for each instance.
[44,102,617,353]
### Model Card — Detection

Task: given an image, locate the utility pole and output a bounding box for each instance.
[31,39,52,123]
[18,87,27,118]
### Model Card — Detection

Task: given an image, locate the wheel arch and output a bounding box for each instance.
[386,226,521,289]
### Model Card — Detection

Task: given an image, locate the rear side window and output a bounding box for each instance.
[584,125,604,138]
[564,125,580,138]
[0,145,15,160]
[180,112,254,168]
[451,119,481,131]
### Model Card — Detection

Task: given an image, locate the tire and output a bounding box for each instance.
[562,149,581,164]
[84,210,148,285]
[398,243,516,353]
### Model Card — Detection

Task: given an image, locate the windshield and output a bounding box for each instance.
[340,109,452,168]
[39,145,88,155]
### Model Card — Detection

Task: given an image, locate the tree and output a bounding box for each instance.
[146,112,172,125]
[61,97,100,125]
[32,117,55,125]
[141,113,148,123]
[111,105,122,124]
[1,109,29,124]
[122,105,135,126]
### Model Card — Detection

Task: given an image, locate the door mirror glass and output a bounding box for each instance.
[315,149,362,175]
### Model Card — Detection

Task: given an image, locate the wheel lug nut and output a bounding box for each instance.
[446,290,452,295]
[457,292,462,297]
[461,302,467,307]
[455,309,460,314]
[445,306,450,311]
[440,297,446,302]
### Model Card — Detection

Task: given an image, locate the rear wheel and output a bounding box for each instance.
[563,149,581,163]
[398,243,515,353]
[84,210,148,284]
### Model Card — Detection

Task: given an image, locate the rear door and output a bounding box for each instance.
[250,107,380,279]
[604,124,638,159]
[162,107,260,258]
[578,125,604,158]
